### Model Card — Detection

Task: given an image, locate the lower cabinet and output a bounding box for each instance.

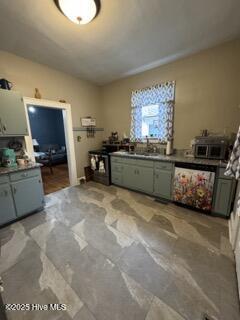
[111,156,170,198]
[213,178,235,217]
[111,156,235,217]
[154,169,172,200]
[122,164,138,190]
[137,166,154,194]
[12,177,44,217]
[0,168,44,227]
[122,164,154,194]
[0,183,16,225]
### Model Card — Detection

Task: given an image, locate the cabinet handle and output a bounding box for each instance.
[2,124,6,132]
[155,174,159,179]
[13,187,17,194]
[4,190,8,196]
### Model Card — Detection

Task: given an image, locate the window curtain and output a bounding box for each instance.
[130,81,175,142]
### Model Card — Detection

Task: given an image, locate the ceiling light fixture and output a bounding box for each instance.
[55,0,100,25]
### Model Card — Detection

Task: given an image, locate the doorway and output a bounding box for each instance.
[28,105,69,194]
[23,97,78,194]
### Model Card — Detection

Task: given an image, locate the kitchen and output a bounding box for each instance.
[0,1,240,320]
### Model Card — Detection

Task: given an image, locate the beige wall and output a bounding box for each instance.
[1,39,240,178]
[0,50,103,177]
[101,40,240,149]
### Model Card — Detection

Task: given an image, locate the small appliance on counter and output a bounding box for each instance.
[0,148,17,167]
[194,136,228,160]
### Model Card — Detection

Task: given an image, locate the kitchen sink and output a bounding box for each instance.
[128,152,160,157]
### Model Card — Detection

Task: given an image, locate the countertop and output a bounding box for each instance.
[110,151,228,168]
[0,163,42,175]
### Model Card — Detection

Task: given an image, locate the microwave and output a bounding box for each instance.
[194,136,228,160]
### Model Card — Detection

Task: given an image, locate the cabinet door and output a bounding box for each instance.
[0,183,16,225]
[213,178,233,217]
[0,89,28,136]
[137,166,154,194]
[154,169,172,200]
[12,177,44,217]
[122,164,138,189]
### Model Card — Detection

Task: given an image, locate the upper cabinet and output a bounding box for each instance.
[0,89,28,136]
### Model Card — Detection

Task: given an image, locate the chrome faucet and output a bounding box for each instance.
[146,136,152,153]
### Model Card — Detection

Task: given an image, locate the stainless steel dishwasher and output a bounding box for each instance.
[173,162,216,212]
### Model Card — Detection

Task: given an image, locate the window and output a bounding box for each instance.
[130,81,175,142]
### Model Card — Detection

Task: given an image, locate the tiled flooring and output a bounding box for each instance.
[0,182,240,320]
[41,163,70,194]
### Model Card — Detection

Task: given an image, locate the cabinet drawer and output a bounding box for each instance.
[10,168,41,182]
[218,167,232,179]
[154,161,173,171]
[111,157,123,164]
[0,174,9,184]
[111,163,123,173]
[121,158,137,166]
[136,159,153,168]
[112,172,123,185]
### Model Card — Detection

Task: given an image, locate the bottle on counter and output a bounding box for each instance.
[166,140,173,156]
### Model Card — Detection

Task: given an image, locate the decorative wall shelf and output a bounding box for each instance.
[73,127,104,132]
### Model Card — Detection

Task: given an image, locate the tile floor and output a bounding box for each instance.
[0,182,239,320]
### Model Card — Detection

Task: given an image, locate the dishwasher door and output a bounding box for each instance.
[173,163,216,211]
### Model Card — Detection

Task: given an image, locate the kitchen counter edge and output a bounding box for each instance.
[0,163,43,176]
[110,152,227,168]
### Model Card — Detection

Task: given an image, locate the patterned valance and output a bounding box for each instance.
[131,81,175,108]
[130,81,175,142]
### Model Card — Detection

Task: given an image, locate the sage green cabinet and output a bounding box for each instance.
[111,155,235,217]
[112,172,123,185]
[136,166,154,194]
[0,183,16,225]
[0,88,28,136]
[0,168,44,226]
[12,176,44,217]
[122,164,138,190]
[213,177,235,217]
[121,162,154,194]
[154,169,173,200]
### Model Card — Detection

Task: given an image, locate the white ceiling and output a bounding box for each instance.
[0,0,240,85]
